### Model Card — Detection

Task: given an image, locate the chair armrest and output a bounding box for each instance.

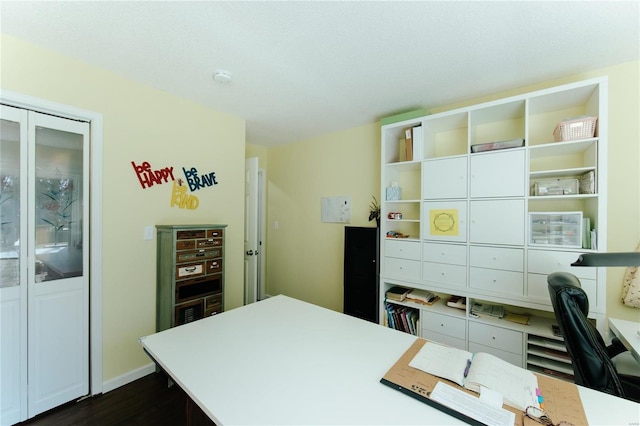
[607,337,629,358]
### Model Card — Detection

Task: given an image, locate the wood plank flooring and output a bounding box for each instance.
[19,372,216,426]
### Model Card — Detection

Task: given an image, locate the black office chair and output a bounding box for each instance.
[547,272,640,402]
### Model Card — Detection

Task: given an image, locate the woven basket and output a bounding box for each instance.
[553,116,597,141]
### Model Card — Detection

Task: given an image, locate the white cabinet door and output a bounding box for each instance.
[470,149,525,197]
[423,201,467,242]
[423,156,467,199]
[469,199,525,245]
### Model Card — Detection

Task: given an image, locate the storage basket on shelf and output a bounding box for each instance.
[553,116,597,141]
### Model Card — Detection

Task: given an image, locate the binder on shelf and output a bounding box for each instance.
[404,128,413,161]
[412,125,423,160]
[582,218,591,249]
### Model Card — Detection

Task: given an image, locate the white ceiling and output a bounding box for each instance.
[2,1,639,147]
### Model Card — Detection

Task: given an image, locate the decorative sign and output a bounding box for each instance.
[131,160,221,211]
[131,161,174,189]
[182,167,218,191]
[430,209,458,236]
[170,179,199,210]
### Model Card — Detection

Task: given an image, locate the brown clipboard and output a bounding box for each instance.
[380,338,588,426]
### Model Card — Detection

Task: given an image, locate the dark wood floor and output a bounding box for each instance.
[20,372,216,426]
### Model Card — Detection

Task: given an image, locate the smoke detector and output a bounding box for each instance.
[213,70,232,84]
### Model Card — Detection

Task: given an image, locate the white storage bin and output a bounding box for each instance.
[529,212,582,248]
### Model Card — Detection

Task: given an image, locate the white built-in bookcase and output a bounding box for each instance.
[379,77,607,381]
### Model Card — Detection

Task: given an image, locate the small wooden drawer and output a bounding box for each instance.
[176,262,204,279]
[177,230,206,240]
[197,238,223,249]
[204,294,223,317]
[177,248,222,263]
[174,299,204,326]
[208,229,224,239]
[469,322,523,355]
[207,259,223,274]
[176,240,196,250]
[422,310,466,339]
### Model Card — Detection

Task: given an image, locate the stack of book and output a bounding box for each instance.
[471,302,504,319]
[385,286,411,302]
[385,303,418,335]
[405,289,439,305]
[446,295,467,310]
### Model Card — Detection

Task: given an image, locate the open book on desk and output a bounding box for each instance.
[408,341,539,411]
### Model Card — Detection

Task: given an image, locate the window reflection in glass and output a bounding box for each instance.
[34,127,84,282]
[0,119,21,288]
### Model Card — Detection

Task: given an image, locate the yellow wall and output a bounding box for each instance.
[266,123,380,311]
[1,35,246,381]
[266,61,640,322]
[246,143,268,167]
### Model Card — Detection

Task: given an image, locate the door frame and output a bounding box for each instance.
[1,89,104,397]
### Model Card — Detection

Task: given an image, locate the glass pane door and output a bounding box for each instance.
[34,126,84,281]
[0,117,22,288]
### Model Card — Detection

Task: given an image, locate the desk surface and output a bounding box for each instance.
[140,295,639,425]
[609,317,640,364]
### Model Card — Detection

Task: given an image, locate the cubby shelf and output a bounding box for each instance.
[379,77,607,378]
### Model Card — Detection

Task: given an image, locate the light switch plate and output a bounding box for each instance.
[144,226,154,240]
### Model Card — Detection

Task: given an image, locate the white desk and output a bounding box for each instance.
[609,317,640,364]
[140,295,640,425]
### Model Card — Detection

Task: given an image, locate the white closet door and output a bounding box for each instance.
[0,105,29,426]
[27,111,90,417]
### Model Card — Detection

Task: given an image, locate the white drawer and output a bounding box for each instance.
[385,240,421,260]
[470,246,523,271]
[423,331,467,351]
[469,322,523,355]
[384,257,420,280]
[527,250,596,280]
[422,310,467,339]
[469,267,524,295]
[468,342,523,368]
[423,262,467,288]
[527,273,598,307]
[423,243,467,266]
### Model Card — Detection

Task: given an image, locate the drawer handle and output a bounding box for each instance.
[440,323,444,327]
[196,253,205,257]
[492,336,496,340]
[185,266,197,272]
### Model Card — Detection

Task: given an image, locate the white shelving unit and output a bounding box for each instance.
[379,78,607,378]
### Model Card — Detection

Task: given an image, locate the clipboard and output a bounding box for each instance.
[380,338,588,426]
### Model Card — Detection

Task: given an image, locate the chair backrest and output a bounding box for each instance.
[547,272,626,397]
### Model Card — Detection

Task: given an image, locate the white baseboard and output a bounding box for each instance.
[101,362,156,394]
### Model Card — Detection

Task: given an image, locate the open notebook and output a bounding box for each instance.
[408,341,539,411]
